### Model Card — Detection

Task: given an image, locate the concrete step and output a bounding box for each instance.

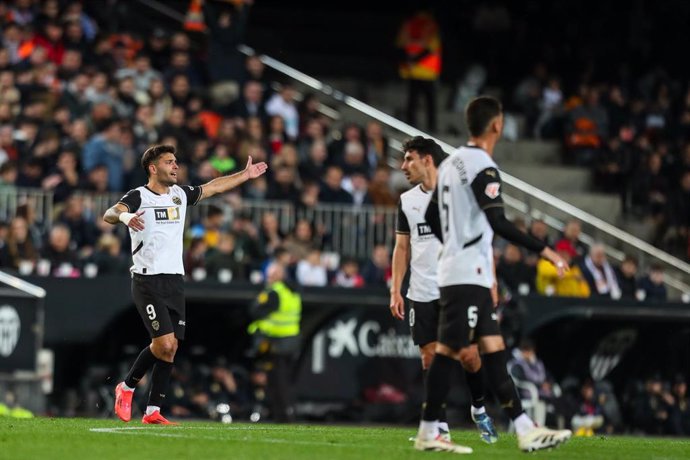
[501,163,592,194]
[557,192,622,225]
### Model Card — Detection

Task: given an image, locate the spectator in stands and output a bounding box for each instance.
[258,212,284,258]
[368,166,397,206]
[296,246,328,287]
[570,379,606,436]
[231,211,263,269]
[0,216,38,273]
[299,139,328,184]
[342,171,373,206]
[333,257,365,288]
[365,121,389,170]
[57,195,99,254]
[328,123,364,167]
[266,82,299,141]
[41,223,80,277]
[534,76,563,139]
[661,170,690,256]
[283,219,319,262]
[81,118,125,191]
[565,87,608,166]
[266,115,287,156]
[362,244,391,288]
[497,243,536,296]
[115,53,161,93]
[614,255,639,300]
[14,202,42,250]
[204,0,251,107]
[229,80,267,122]
[632,374,676,435]
[319,165,353,204]
[184,236,208,280]
[88,233,129,275]
[266,165,301,205]
[0,160,17,188]
[42,149,81,203]
[638,264,667,302]
[669,376,690,436]
[508,338,563,424]
[205,231,245,282]
[580,243,621,299]
[524,218,551,266]
[555,219,588,261]
[536,240,589,298]
[630,153,669,225]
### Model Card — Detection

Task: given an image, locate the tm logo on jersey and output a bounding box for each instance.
[154,207,180,221]
[417,223,434,237]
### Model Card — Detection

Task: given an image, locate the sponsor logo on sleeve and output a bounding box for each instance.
[485,182,501,199]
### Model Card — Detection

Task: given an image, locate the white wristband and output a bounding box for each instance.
[119,212,136,225]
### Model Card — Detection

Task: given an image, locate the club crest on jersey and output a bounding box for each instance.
[485,182,500,199]
[154,207,180,221]
[172,196,182,206]
[151,320,160,331]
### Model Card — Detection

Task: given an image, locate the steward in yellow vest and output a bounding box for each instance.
[247,263,301,422]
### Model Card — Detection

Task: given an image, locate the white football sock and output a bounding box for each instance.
[418,420,439,441]
[514,413,536,436]
[145,405,161,416]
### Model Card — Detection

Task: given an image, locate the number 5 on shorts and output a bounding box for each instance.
[146,304,157,320]
[467,306,478,328]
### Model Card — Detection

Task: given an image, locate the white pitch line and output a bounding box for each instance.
[88,426,409,450]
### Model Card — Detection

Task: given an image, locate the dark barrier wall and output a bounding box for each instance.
[0,288,42,373]
[17,276,690,407]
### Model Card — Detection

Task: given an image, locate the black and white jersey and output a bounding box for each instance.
[397,184,440,302]
[435,145,502,288]
[118,185,202,275]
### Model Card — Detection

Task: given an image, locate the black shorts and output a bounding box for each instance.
[131,274,186,339]
[407,299,440,347]
[438,284,500,350]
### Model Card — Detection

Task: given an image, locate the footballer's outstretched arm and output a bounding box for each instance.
[472,167,569,274]
[199,156,268,202]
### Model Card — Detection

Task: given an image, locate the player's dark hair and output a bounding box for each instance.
[465,96,503,137]
[402,136,447,167]
[141,144,176,176]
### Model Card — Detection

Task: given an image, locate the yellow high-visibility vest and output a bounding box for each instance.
[248,281,301,338]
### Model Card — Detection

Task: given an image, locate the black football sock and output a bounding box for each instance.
[483,350,524,419]
[124,346,157,389]
[424,368,447,423]
[422,354,455,421]
[465,366,487,409]
[147,360,173,409]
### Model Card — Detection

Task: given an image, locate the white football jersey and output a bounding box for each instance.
[118,184,202,275]
[397,184,441,302]
[435,145,502,288]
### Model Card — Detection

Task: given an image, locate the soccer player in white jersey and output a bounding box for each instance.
[390,136,497,445]
[414,96,572,453]
[104,144,267,425]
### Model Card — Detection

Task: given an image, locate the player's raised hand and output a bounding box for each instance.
[244,155,268,179]
[389,291,405,320]
[541,247,569,277]
[121,210,145,232]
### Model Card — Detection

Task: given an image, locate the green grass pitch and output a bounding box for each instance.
[1,417,689,459]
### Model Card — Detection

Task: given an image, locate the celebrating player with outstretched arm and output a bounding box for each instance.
[104,144,267,425]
